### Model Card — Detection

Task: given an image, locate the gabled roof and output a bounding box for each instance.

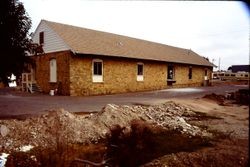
[42,20,213,67]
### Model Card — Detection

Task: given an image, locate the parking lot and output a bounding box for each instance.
[0,84,248,117]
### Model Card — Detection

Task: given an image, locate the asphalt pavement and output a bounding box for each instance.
[0,84,248,117]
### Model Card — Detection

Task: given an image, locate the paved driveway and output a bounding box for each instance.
[0,84,248,117]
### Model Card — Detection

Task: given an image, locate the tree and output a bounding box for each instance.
[0,0,31,86]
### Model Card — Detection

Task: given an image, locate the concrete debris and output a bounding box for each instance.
[0,102,210,153]
[0,125,9,137]
[0,153,9,167]
[19,145,34,152]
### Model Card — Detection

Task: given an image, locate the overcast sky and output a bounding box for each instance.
[20,0,249,71]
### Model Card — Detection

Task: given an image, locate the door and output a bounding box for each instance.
[50,59,57,82]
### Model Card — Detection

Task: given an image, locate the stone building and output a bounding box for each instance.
[29,20,214,96]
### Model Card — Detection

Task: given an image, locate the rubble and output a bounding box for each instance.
[0,125,9,137]
[0,102,210,153]
[0,153,9,167]
[19,145,34,152]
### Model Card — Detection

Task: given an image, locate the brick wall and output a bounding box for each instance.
[34,51,71,95]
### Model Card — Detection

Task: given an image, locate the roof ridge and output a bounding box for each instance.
[42,19,189,51]
[39,19,213,67]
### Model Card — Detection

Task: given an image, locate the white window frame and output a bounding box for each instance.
[92,59,103,83]
[49,58,57,82]
[137,62,144,81]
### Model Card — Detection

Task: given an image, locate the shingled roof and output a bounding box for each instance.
[44,20,213,67]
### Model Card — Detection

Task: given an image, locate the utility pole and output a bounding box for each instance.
[218,57,221,72]
[218,57,221,80]
[212,59,215,71]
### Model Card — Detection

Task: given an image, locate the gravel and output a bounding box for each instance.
[0,101,210,153]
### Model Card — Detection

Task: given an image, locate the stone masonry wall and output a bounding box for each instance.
[69,56,167,96]
[34,51,71,95]
[172,65,212,88]
[69,55,212,96]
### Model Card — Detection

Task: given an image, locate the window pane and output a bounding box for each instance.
[94,62,98,75]
[167,65,174,79]
[39,32,44,45]
[137,64,143,75]
[189,67,192,79]
[205,69,207,76]
[97,62,102,75]
[94,61,102,75]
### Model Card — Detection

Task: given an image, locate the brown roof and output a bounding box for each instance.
[44,20,213,67]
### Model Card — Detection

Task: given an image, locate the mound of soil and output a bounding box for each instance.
[142,138,248,167]
[0,102,209,152]
[203,93,225,105]
[235,89,250,105]
[0,99,248,166]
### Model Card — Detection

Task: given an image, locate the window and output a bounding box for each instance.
[50,59,57,82]
[204,69,208,80]
[92,59,103,82]
[188,66,192,79]
[39,32,44,45]
[137,63,144,81]
[205,69,208,76]
[137,64,143,75]
[94,62,102,75]
[167,65,174,80]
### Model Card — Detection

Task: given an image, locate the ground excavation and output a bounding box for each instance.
[0,84,249,167]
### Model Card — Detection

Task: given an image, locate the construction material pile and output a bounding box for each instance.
[0,101,210,153]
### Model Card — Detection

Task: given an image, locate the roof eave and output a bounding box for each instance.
[75,52,214,67]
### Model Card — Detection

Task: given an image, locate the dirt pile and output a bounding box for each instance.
[141,138,249,167]
[203,93,225,105]
[0,98,248,166]
[203,89,250,106]
[101,102,206,136]
[0,102,210,153]
[233,89,249,105]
